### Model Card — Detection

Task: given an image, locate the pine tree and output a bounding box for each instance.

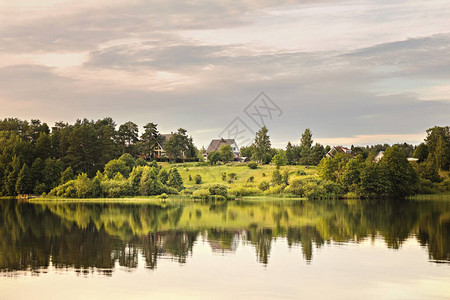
[167,168,183,191]
[16,164,33,194]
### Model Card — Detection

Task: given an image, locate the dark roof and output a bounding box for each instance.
[206,138,237,154]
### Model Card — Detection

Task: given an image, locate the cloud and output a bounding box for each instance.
[0,0,449,147]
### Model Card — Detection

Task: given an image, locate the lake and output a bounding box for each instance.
[0,198,449,299]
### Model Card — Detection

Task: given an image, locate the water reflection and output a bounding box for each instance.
[0,198,449,275]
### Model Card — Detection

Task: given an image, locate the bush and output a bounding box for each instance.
[101,179,132,198]
[195,174,202,184]
[297,170,306,176]
[228,186,260,197]
[157,193,168,199]
[192,188,210,199]
[248,162,258,169]
[263,184,285,195]
[259,181,270,191]
[209,184,228,197]
[247,176,254,183]
[135,158,147,166]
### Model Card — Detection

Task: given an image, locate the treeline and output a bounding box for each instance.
[316,126,450,197]
[0,117,197,196]
[237,127,424,167]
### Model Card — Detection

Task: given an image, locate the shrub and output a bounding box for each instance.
[259,181,270,191]
[297,170,306,176]
[209,184,228,197]
[271,170,283,186]
[228,173,237,180]
[222,172,227,181]
[247,176,254,183]
[195,174,202,184]
[192,188,210,199]
[157,193,168,199]
[248,162,258,169]
[101,179,132,198]
[189,175,192,181]
[229,186,260,197]
[135,158,147,166]
[263,184,285,195]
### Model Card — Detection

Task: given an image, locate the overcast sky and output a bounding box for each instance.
[0,0,449,148]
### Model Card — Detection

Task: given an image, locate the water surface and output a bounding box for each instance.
[0,198,449,299]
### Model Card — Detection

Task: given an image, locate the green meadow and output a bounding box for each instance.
[162,162,316,188]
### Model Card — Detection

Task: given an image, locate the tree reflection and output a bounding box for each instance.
[0,198,449,275]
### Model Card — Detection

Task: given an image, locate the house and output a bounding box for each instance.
[154,133,173,159]
[375,151,384,162]
[204,138,240,159]
[326,146,352,158]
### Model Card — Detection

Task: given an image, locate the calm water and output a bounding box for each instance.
[0,198,449,299]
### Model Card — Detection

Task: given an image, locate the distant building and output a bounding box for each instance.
[205,138,240,159]
[375,151,384,162]
[326,146,352,158]
[154,133,174,159]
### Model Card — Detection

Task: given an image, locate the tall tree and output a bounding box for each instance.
[252,126,271,164]
[164,128,189,162]
[15,164,33,194]
[118,121,139,155]
[140,122,161,159]
[425,126,450,170]
[300,128,313,165]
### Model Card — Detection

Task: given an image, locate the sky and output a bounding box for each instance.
[0,0,449,148]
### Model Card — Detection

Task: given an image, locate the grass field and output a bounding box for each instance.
[161,162,317,191]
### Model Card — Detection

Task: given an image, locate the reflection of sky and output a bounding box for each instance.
[1,237,449,300]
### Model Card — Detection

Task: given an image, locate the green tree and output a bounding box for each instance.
[413,143,429,163]
[60,166,75,184]
[252,126,271,164]
[378,146,418,197]
[425,126,450,171]
[140,166,164,196]
[286,142,295,165]
[118,121,139,155]
[35,132,52,159]
[164,129,189,162]
[140,122,161,159]
[271,170,283,186]
[104,159,130,179]
[299,128,313,165]
[30,158,44,188]
[272,151,287,169]
[219,145,234,163]
[15,164,33,194]
[207,151,220,165]
[168,168,183,191]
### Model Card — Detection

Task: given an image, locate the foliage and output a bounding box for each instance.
[207,151,220,165]
[219,145,234,163]
[272,151,287,169]
[167,168,183,191]
[195,174,202,184]
[252,126,271,164]
[248,162,258,169]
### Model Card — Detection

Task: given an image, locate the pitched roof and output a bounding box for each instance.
[206,138,237,153]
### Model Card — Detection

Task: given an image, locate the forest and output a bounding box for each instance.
[0,117,449,199]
